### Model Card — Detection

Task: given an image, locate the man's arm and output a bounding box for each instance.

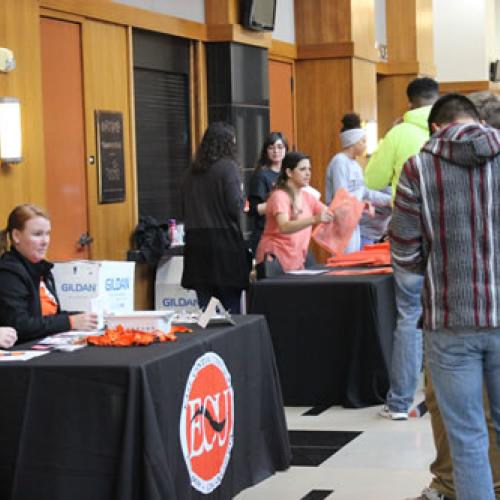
[389,157,424,274]
[364,131,397,190]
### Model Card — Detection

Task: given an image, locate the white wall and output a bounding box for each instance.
[433,0,488,81]
[112,0,205,23]
[374,0,387,46]
[273,0,295,43]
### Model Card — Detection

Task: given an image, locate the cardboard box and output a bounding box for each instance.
[52,261,135,317]
[155,256,199,312]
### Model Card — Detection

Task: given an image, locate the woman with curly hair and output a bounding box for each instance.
[181,122,249,313]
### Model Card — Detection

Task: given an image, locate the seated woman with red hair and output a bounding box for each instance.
[0,204,97,345]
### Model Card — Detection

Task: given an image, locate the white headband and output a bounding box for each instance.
[340,128,366,149]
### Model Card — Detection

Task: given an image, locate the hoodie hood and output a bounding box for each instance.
[403,105,432,132]
[421,122,500,167]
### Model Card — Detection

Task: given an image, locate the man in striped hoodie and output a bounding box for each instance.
[391,93,500,500]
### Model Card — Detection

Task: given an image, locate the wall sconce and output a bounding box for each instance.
[365,120,378,156]
[0,97,22,164]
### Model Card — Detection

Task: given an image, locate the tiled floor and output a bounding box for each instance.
[236,402,435,500]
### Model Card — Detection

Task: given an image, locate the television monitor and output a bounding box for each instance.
[240,0,277,31]
[490,60,500,82]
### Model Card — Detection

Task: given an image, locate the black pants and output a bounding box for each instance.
[195,286,242,314]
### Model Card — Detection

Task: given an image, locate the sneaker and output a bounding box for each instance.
[406,487,450,500]
[409,400,428,418]
[378,405,408,420]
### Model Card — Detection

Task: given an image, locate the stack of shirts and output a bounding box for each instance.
[326,242,392,276]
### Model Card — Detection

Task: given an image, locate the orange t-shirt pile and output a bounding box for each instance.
[86,324,192,346]
[326,242,392,275]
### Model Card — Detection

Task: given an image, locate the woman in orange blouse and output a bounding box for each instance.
[0,204,97,344]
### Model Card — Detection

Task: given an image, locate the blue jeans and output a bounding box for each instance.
[426,329,500,500]
[385,264,424,413]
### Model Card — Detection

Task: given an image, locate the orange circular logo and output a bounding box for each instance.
[179,352,234,493]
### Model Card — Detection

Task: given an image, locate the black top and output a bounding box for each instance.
[181,158,249,290]
[248,167,279,253]
[0,247,70,343]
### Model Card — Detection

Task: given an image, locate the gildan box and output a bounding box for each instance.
[52,261,135,314]
[155,256,199,312]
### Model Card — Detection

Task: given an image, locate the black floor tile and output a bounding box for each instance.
[302,405,332,416]
[289,430,361,467]
[300,489,334,500]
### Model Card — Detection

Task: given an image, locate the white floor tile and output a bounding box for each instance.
[236,404,435,500]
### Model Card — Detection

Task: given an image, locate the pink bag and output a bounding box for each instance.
[312,188,364,256]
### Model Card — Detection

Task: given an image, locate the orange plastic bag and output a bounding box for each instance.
[312,188,364,256]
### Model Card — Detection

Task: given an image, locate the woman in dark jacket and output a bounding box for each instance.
[248,132,288,254]
[0,204,97,344]
[181,122,249,313]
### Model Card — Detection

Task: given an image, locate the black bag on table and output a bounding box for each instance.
[256,252,284,280]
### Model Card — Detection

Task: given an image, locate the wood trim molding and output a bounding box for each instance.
[269,39,297,60]
[40,0,206,40]
[377,61,419,75]
[205,23,272,48]
[297,42,354,60]
[439,80,490,94]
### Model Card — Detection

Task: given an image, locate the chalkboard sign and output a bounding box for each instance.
[95,110,125,203]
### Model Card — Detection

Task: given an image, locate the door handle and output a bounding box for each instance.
[78,232,93,247]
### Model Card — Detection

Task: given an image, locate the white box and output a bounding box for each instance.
[52,260,135,315]
[104,311,175,333]
[155,256,199,312]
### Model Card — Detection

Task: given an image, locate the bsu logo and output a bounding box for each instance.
[179,352,234,494]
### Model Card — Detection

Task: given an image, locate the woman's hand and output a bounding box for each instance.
[315,208,334,224]
[363,201,375,217]
[70,313,98,331]
[0,327,17,348]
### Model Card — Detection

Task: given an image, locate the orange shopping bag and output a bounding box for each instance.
[312,188,364,256]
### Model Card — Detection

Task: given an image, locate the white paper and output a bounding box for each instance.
[197,297,220,328]
[286,269,328,275]
[0,350,49,361]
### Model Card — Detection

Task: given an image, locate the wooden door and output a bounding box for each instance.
[269,59,295,149]
[40,17,90,260]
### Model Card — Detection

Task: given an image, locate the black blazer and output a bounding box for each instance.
[0,248,71,344]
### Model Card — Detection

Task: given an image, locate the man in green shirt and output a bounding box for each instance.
[365,78,439,198]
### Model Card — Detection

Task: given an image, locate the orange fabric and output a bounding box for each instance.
[39,280,58,316]
[86,324,192,347]
[326,243,391,268]
[312,188,364,256]
[327,267,393,276]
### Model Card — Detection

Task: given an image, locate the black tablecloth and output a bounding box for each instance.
[249,272,396,408]
[0,316,291,500]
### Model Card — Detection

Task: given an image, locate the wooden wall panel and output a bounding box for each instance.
[386,0,417,63]
[269,60,295,150]
[351,0,378,61]
[0,0,46,221]
[416,0,435,75]
[377,74,413,137]
[295,58,352,199]
[352,59,377,123]
[82,20,136,261]
[205,0,238,25]
[294,0,351,46]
